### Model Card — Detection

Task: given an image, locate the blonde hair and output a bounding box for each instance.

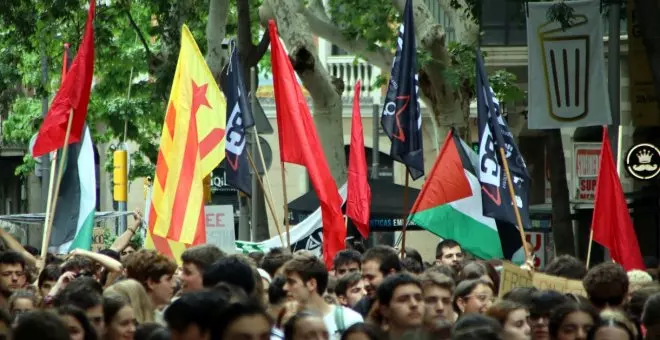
[104,278,155,324]
[627,270,653,292]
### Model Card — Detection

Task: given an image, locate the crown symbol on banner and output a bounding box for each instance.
[637,149,653,164]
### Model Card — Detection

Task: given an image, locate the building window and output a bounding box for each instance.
[480,0,527,46]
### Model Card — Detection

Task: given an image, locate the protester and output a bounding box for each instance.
[377,273,425,339]
[460,261,500,296]
[8,289,37,323]
[528,290,569,340]
[215,300,272,340]
[549,302,599,340]
[451,313,502,340]
[203,255,256,297]
[419,271,455,328]
[104,278,156,324]
[261,247,293,278]
[583,263,629,311]
[587,316,635,340]
[435,239,464,271]
[356,245,401,317]
[180,244,225,293]
[486,300,531,340]
[13,310,70,340]
[0,250,27,294]
[453,279,495,316]
[283,311,329,340]
[164,290,229,339]
[103,295,137,340]
[333,250,362,277]
[38,264,61,298]
[54,277,106,336]
[124,249,177,311]
[625,283,660,327]
[544,255,587,280]
[335,272,366,308]
[134,323,164,340]
[339,323,385,340]
[642,292,660,339]
[57,305,99,340]
[627,270,653,293]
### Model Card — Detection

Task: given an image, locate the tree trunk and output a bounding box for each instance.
[264,0,347,184]
[634,0,660,110]
[546,129,576,256]
[205,0,230,80]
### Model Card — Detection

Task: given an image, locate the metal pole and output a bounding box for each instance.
[371,104,380,180]
[250,68,259,242]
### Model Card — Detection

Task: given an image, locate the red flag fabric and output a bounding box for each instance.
[591,127,644,271]
[346,81,371,238]
[32,0,95,157]
[269,20,345,268]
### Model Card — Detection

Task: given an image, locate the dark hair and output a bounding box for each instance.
[124,249,177,292]
[626,283,660,324]
[404,248,423,265]
[216,300,272,339]
[283,310,322,340]
[453,279,495,313]
[102,295,130,326]
[419,271,455,293]
[261,248,293,278]
[145,328,170,340]
[549,302,599,339]
[340,322,385,340]
[13,310,70,340]
[583,262,629,309]
[460,261,500,295]
[452,313,502,340]
[0,250,26,270]
[335,272,363,297]
[38,264,61,288]
[643,292,660,327]
[268,276,287,306]
[165,290,229,335]
[283,253,328,295]
[54,278,103,310]
[485,300,526,326]
[134,323,164,340]
[436,239,461,259]
[333,250,362,270]
[248,251,265,266]
[402,257,423,274]
[22,245,39,257]
[587,317,635,340]
[98,249,121,262]
[376,273,422,306]
[57,305,98,340]
[203,256,256,294]
[544,255,588,280]
[502,286,538,307]
[362,246,401,276]
[426,263,458,282]
[181,245,225,274]
[61,256,95,274]
[528,290,569,319]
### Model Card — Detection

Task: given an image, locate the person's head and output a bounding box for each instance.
[549,302,599,340]
[62,256,96,278]
[104,278,155,325]
[180,245,225,293]
[361,245,401,297]
[103,295,136,340]
[283,311,328,340]
[216,300,272,340]
[124,249,177,307]
[165,290,229,340]
[502,287,538,307]
[13,310,70,340]
[247,251,265,266]
[419,271,455,327]
[435,239,463,270]
[643,292,660,330]
[583,263,629,310]
[134,323,163,340]
[333,249,362,277]
[268,275,287,307]
[377,273,424,333]
[8,289,38,322]
[625,282,660,325]
[645,256,659,280]
[627,269,653,293]
[260,247,293,278]
[485,300,530,340]
[528,290,569,340]
[453,279,495,316]
[282,253,327,305]
[38,264,61,298]
[451,313,503,340]
[203,256,256,296]
[54,277,105,336]
[335,272,366,307]
[339,323,385,340]
[460,261,500,296]
[587,316,635,340]
[426,263,458,282]
[544,255,587,280]
[120,245,137,262]
[0,250,26,292]
[57,305,99,340]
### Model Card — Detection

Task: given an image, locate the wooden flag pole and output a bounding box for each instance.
[400,173,410,257]
[40,109,75,258]
[252,126,280,226]
[41,151,58,258]
[498,147,529,264]
[281,161,291,248]
[246,150,284,245]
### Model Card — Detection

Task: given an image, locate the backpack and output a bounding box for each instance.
[334,305,346,334]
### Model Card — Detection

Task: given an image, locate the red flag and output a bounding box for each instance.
[32,0,95,157]
[346,81,371,238]
[591,127,644,271]
[269,20,345,268]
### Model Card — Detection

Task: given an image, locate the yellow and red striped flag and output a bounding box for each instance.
[145,25,227,262]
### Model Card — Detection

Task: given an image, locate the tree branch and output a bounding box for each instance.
[237,0,255,62]
[123,6,152,58]
[437,0,479,46]
[307,0,332,24]
[247,28,271,67]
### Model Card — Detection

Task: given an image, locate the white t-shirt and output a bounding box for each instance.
[323,305,363,339]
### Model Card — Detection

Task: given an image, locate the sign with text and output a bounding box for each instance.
[574,143,601,201]
[499,261,586,297]
[92,227,105,252]
[204,205,235,253]
[499,262,533,297]
[526,232,546,269]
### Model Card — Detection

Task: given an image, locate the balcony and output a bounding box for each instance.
[325,55,382,103]
[0,116,26,157]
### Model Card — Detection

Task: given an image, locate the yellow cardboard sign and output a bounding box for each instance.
[499,262,587,297]
[499,262,534,297]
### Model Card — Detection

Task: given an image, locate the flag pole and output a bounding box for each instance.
[400,173,410,257]
[41,152,58,258]
[246,150,284,245]
[281,161,291,248]
[251,126,280,227]
[498,147,529,264]
[41,109,75,258]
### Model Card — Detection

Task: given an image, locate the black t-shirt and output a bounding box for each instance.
[352,295,373,317]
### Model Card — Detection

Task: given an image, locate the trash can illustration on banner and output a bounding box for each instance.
[538,15,589,122]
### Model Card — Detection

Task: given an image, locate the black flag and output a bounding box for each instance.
[476,50,531,251]
[220,42,255,196]
[380,0,424,180]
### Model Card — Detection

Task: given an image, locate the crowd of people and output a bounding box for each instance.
[0,215,658,340]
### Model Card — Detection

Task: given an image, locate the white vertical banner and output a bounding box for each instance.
[204,205,236,254]
[527,0,611,129]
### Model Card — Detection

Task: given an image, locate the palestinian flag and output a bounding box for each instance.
[409,129,509,259]
[49,126,96,254]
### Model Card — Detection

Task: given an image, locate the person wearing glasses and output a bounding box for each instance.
[453,279,496,316]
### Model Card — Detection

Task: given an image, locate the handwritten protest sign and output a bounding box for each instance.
[499,262,586,297]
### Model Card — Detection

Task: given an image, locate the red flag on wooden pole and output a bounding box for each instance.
[347,81,371,238]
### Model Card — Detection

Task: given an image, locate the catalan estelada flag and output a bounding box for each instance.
[146,25,227,262]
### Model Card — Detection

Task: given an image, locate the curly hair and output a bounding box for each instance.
[124,250,176,291]
[544,255,587,280]
[583,263,629,309]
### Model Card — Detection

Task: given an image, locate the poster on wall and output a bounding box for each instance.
[204,205,235,254]
[574,143,601,201]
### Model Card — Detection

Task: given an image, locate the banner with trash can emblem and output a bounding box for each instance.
[526,0,611,129]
